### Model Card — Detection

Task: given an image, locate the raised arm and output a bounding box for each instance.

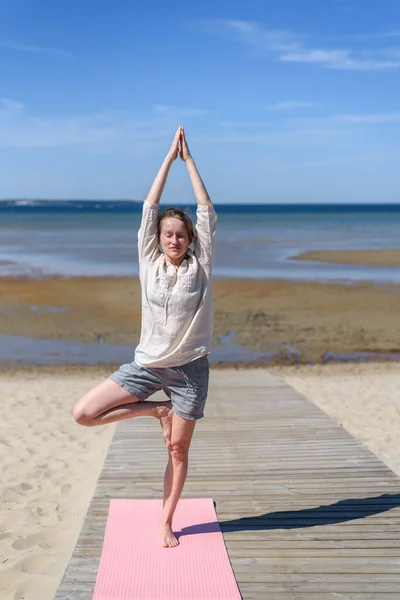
[179,127,217,266]
[138,127,181,262]
[146,127,181,206]
[179,126,212,207]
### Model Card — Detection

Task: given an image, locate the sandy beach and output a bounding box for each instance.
[0,366,115,600]
[1,362,400,599]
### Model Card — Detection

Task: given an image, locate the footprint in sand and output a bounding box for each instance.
[20,482,33,491]
[44,469,63,478]
[14,554,59,573]
[9,482,34,495]
[0,508,33,531]
[12,578,51,600]
[12,529,68,551]
[61,483,71,495]
[0,488,25,503]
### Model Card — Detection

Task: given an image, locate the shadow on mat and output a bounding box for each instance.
[177,493,400,538]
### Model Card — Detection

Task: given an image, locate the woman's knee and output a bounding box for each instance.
[72,395,97,426]
[72,378,139,426]
[170,442,190,462]
[169,413,196,460]
[72,386,103,426]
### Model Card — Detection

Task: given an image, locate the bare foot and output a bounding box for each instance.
[160,522,179,548]
[152,401,173,449]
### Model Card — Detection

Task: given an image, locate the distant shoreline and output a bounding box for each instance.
[2,200,400,212]
[291,248,400,267]
[0,199,142,208]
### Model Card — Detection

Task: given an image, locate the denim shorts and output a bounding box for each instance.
[108,355,209,421]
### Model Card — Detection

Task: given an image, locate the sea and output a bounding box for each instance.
[1,201,400,284]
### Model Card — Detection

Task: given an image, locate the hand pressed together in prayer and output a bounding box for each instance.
[167,126,192,164]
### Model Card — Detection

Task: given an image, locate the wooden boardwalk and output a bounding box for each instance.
[54,369,400,599]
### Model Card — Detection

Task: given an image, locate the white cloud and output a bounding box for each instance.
[0,99,211,152]
[195,20,400,71]
[353,31,400,41]
[0,39,72,57]
[332,112,400,123]
[280,49,347,64]
[280,49,400,70]
[195,19,296,54]
[0,101,172,151]
[0,98,24,115]
[193,124,353,149]
[153,104,209,116]
[265,101,322,111]
[154,105,170,113]
[219,120,273,127]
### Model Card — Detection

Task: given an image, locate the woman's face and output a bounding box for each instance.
[159,217,190,264]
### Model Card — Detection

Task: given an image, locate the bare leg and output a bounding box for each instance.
[94,400,173,425]
[163,452,173,507]
[160,412,196,547]
[72,379,172,427]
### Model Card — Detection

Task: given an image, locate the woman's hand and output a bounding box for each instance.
[179,126,192,163]
[166,126,183,164]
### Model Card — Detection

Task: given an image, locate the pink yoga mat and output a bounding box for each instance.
[93,498,242,599]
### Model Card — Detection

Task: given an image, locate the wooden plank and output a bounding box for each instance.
[227,547,400,557]
[239,593,400,600]
[54,369,400,600]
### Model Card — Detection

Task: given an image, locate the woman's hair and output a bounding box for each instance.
[157,208,196,244]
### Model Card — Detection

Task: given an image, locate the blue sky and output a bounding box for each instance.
[1,0,399,203]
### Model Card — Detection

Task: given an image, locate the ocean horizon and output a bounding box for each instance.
[2,199,400,211]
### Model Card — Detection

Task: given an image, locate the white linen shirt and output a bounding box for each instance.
[134,200,217,368]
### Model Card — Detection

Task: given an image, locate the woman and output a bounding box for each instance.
[72,126,217,548]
